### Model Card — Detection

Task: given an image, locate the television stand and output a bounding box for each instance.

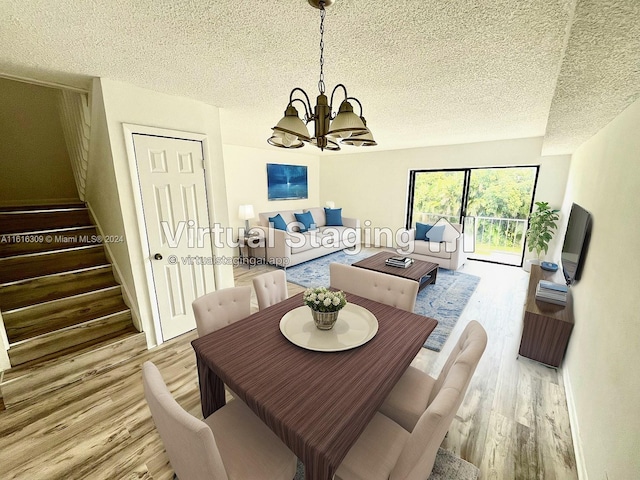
[518,265,574,368]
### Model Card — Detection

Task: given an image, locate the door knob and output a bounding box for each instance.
[154,253,163,260]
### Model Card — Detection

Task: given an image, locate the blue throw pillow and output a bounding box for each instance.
[294,211,316,233]
[268,214,288,231]
[415,222,432,241]
[324,207,343,226]
[426,225,445,243]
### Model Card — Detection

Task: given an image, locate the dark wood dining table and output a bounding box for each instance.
[191,291,437,480]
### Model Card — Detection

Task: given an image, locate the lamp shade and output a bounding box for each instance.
[341,129,377,147]
[238,204,255,220]
[268,105,311,148]
[327,100,368,139]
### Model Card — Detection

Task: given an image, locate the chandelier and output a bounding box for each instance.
[267,0,377,151]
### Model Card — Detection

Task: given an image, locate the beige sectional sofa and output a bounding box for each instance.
[251,207,360,267]
[401,222,467,271]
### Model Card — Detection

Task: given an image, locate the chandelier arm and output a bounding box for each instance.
[290,98,311,123]
[346,97,364,116]
[288,87,313,115]
[329,83,349,110]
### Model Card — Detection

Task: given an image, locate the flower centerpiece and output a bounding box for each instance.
[303,287,347,330]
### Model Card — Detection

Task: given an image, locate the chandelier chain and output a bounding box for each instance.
[318,1,326,94]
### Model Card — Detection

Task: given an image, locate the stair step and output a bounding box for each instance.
[7,310,134,367]
[0,226,99,258]
[0,265,116,311]
[0,203,85,213]
[0,330,147,407]
[0,206,91,234]
[0,244,107,283]
[3,286,127,343]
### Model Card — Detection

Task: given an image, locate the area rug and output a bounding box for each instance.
[293,447,480,479]
[285,250,480,352]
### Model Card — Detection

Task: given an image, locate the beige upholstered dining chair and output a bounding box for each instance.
[334,321,487,480]
[252,270,288,310]
[329,263,419,312]
[191,286,251,337]
[379,320,488,432]
[142,361,297,480]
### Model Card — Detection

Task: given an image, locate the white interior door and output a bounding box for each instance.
[133,134,215,340]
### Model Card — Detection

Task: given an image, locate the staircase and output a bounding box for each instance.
[0,204,146,407]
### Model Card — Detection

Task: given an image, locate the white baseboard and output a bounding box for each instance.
[563,367,588,480]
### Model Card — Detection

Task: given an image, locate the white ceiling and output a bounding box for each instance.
[1,0,638,155]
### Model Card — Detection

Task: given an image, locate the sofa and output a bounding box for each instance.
[251,207,360,268]
[400,222,467,271]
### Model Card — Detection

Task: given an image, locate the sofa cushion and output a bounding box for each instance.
[413,240,454,259]
[425,225,445,242]
[268,214,288,231]
[294,211,316,232]
[415,222,432,241]
[259,210,301,229]
[325,207,343,226]
[304,207,327,227]
[290,232,316,254]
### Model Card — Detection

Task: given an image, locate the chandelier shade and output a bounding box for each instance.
[267,0,376,152]
[326,100,368,139]
[341,129,377,147]
[267,105,311,148]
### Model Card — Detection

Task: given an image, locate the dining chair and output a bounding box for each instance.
[379,320,488,432]
[142,361,297,480]
[334,323,487,479]
[191,286,251,337]
[329,263,419,312]
[252,270,288,310]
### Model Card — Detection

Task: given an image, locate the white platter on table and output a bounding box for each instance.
[279,303,378,352]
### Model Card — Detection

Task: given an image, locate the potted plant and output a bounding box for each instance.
[524,201,560,270]
[303,287,347,330]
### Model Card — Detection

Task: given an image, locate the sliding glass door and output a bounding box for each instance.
[408,170,466,225]
[407,166,538,266]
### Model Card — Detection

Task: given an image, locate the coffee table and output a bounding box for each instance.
[352,252,438,291]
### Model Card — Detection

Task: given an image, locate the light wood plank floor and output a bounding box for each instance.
[0,252,577,479]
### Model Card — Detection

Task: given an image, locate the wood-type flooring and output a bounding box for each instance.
[0,252,578,479]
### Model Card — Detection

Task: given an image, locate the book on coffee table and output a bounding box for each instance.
[385,256,413,268]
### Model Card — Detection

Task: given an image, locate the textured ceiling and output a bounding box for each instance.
[1,0,638,155]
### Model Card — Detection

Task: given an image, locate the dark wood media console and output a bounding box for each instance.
[518,265,574,367]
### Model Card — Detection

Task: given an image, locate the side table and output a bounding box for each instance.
[518,265,574,367]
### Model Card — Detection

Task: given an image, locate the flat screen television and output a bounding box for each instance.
[561,203,592,285]
[266,163,308,200]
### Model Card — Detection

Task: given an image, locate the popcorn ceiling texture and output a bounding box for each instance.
[543,0,640,155]
[0,0,638,154]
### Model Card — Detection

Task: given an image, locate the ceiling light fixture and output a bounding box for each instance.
[267,0,377,151]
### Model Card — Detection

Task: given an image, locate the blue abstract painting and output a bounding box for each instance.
[267,163,308,200]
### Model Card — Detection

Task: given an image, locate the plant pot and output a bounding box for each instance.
[311,309,339,330]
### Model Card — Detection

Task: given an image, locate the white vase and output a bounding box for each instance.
[523,258,540,273]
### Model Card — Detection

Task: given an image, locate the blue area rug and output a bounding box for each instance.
[285,250,480,352]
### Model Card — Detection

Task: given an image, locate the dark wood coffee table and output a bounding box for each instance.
[352,252,438,291]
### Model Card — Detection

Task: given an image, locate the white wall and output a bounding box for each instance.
[319,137,570,251]
[86,78,232,346]
[561,98,640,479]
[223,145,320,228]
[0,78,79,205]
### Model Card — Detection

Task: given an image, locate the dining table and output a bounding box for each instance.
[191,291,438,480]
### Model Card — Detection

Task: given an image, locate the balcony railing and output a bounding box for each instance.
[412,212,528,264]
